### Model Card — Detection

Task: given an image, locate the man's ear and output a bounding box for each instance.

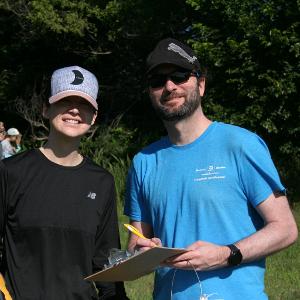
[198,76,206,97]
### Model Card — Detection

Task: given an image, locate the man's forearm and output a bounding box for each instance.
[235,218,298,263]
[235,195,298,263]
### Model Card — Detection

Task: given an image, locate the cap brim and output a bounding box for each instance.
[49,90,98,110]
[146,59,194,74]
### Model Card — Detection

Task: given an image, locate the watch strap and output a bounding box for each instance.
[226,244,242,266]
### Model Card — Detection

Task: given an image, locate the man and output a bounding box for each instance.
[1,128,22,159]
[124,38,298,300]
[0,66,128,299]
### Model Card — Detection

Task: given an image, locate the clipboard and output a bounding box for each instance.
[85,247,187,282]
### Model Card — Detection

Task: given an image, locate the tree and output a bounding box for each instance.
[0,0,299,200]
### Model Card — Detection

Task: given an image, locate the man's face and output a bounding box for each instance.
[148,65,205,122]
[9,135,17,142]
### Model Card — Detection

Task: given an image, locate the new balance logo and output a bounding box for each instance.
[87,192,96,199]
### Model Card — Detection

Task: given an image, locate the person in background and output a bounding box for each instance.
[124,38,298,300]
[0,123,4,135]
[0,122,5,160]
[1,128,22,159]
[0,66,129,300]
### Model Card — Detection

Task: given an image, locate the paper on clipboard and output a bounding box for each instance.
[85,247,187,282]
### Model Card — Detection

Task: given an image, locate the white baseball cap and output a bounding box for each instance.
[7,128,20,136]
[49,66,99,110]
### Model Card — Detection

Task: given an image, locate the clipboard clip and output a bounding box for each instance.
[104,248,134,269]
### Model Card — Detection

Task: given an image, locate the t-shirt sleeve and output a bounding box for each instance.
[124,160,151,224]
[93,177,128,300]
[124,164,141,221]
[238,133,285,207]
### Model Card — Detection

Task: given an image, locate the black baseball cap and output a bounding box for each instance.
[146,38,201,74]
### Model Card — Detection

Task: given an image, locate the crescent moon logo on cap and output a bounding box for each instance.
[70,70,84,85]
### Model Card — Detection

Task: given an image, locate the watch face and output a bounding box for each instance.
[227,244,242,266]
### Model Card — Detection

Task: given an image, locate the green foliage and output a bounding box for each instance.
[0,70,10,101]
[80,120,136,167]
[0,0,299,200]
[106,155,131,204]
[28,0,97,36]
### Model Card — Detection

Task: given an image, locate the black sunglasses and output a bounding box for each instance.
[148,70,201,88]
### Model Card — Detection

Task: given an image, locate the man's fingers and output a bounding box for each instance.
[134,237,159,252]
[162,260,193,270]
[151,237,162,247]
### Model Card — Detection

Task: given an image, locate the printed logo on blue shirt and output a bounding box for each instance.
[194,165,226,182]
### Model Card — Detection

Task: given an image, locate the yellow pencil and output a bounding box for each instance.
[123,223,148,239]
[0,273,12,300]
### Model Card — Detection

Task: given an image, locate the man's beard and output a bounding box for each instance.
[151,85,201,121]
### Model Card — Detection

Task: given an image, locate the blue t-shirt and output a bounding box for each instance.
[124,121,285,300]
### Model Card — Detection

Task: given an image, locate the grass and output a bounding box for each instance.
[265,203,300,299]
[117,203,300,300]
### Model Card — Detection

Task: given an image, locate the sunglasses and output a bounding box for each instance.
[148,70,201,88]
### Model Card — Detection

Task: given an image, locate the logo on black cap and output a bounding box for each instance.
[167,43,197,64]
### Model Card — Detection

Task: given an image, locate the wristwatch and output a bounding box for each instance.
[226,244,242,266]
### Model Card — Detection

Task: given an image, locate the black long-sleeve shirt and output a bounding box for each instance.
[0,150,128,300]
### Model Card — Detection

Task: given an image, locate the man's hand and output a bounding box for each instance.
[163,240,230,271]
[15,134,22,145]
[127,221,162,254]
[132,237,162,253]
